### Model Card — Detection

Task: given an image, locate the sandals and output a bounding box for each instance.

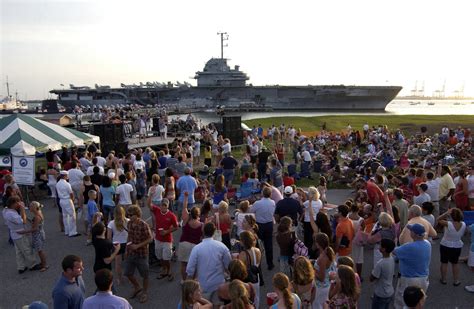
[138,292,148,303]
[440,279,447,285]
[156,273,167,280]
[167,274,174,282]
[39,266,49,272]
[453,281,461,286]
[130,288,143,299]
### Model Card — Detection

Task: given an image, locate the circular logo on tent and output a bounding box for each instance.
[19,158,28,167]
[2,157,10,164]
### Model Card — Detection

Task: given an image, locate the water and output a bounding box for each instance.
[179,99,474,124]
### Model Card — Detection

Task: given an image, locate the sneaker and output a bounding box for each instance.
[85,240,92,246]
[465,285,474,293]
[18,267,27,274]
[30,264,42,271]
[69,233,82,238]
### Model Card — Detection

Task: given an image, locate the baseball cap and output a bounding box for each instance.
[59,170,69,176]
[407,223,425,236]
[284,186,293,195]
[0,169,12,175]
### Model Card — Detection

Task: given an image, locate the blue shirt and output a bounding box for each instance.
[100,186,115,207]
[176,175,198,203]
[186,238,231,294]
[52,275,85,309]
[394,239,431,278]
[82,291,132,309]
[87,200,99,223]
[470,224,474,252]
[250,197,276,223]
[211,186,227,205]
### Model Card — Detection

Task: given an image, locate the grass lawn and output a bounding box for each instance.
[244,115,474,136]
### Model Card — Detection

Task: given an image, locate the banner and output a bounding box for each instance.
[13,156,35,186]
[0,156,11,167]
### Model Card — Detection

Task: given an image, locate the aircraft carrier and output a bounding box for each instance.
[49,35,402,112]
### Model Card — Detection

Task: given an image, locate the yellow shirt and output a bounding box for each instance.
[204,149,212,159]
[439,174,455,199]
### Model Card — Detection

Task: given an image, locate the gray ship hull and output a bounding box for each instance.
[52,84,401,111]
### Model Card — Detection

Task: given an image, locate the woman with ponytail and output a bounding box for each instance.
[291,256,316,308]
[313,233,337,309]
[220,279,255,309]
[272,273,301,309]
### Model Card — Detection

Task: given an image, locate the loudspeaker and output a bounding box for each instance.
[223,116,241,132]
[92,123,125,144]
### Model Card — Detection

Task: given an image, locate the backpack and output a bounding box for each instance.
[291,232,308,263]
[244,250,259,284]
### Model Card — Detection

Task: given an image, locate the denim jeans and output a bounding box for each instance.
[371,294,393,309]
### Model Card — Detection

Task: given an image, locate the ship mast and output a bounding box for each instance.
[217,32,228,59]
[5,76,11,98]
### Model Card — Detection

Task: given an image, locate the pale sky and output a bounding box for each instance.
[1,0,473,100]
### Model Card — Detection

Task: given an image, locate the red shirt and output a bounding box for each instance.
[283,176,295,187]
[412,177,424,196]
[366,181,384,207]
[151,207,178,242]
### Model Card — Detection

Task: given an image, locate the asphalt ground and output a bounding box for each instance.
[1,189,474,308]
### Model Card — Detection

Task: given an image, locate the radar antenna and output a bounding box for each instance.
[217,32,229,59]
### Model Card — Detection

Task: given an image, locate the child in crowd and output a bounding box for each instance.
[204,145,212,168]
[86,190,99,245]
[370,238,396,309]
[317,176,328,205]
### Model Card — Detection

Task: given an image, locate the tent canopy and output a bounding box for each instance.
[0,114,100,156]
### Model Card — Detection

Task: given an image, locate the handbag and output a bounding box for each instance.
[213,214,223,242]
[244,250,259,284]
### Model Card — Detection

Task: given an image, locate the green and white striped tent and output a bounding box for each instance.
[0,114,100,156]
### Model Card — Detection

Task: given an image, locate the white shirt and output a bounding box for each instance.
[193,141,201,156]
[414,192,431,206]
[303,199,323,222]
[96,156,106,168]
[68,168,85,189]
[107,219,130,244]
[222,142,231,154]
[467,174,474,199]
[2,208,25,240]
[302,150,311,162]
[116,183,134,205]
[426,178,441,201]
[86,165,104,176]
[83,291,132,309]
[56,178,73,199]
[133,160,146,172]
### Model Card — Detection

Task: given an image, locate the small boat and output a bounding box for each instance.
[427,102,435,106]
[453,102,461,105]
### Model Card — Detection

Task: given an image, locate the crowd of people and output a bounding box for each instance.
[1,120,473,308]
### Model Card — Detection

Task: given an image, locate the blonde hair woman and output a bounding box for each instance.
[19,201,48,272]
[106,206,129,285]
[303,186,323,259]
[272,273,301,309]
[212,201,231,249]
[220,279,255,309]
[291,256,316,308]
[239,231,262,308]
[179,280,212,309]
[367,211,396,266]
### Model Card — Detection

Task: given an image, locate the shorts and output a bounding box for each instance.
[468,251,474,267]
[154,239,173,260]
[140,127,146,135]
[124,255,149,278]
[178,241,196,262]
[223,169,235,183]
[440,244,462,264]
[250,155,257,164]
[204,158,211,167]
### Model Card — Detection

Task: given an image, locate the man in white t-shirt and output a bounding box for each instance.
[221,138,231,155]
[116,174,134,208]
[68,161,85,205]
[193,137,201,165]
[86,158,104,176]
[94,151,106,168]
[425,170,441,217]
